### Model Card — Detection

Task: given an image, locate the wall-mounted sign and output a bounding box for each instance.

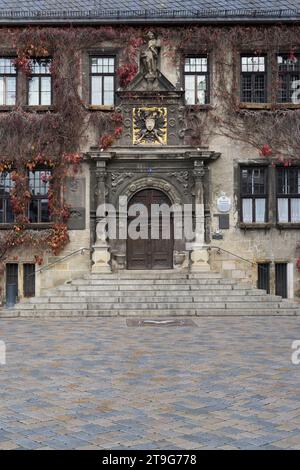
[217,193,231,213]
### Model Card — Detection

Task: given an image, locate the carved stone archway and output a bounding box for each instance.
[110,176,189,272]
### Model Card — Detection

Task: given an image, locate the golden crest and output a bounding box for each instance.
[133,107,167,145]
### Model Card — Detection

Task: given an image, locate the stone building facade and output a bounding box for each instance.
[0,3,300,304]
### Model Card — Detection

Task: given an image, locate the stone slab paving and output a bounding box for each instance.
[0,317,300,450]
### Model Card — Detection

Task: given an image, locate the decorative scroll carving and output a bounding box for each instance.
[110,171,134,192]
[167,170,189,194]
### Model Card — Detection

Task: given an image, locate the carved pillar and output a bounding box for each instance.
[190,160,210,271]
[92,161,111,273]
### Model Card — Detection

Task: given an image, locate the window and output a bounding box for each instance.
[241,55,267,103]
[277,54,300,103]
[90,56,115,106]
[23,264,35,298]
[0,172,14,223]
[28,58,52,106]
[0,57,16,105]
[275,263,288,298]
[6,263,18,304]
[240,167,267,223]
[28,169,51,223]
[257,263,270,294]
[184,56,209,105]
[277,167,300,223]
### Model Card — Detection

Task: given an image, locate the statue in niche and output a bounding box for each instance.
[140,31,161,79]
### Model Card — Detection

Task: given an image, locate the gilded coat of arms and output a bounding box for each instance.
[133,107,167,145]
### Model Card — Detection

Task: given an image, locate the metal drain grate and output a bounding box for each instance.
[126,318,197,327]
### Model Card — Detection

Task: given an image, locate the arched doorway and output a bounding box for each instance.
[127,189,174,270]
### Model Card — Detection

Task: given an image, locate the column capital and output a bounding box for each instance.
[192,160,205,180]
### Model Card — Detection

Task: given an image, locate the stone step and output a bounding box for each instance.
[84,272,222,280]
[71,278,234,286]
[17,300,287,311]
[39,288,269,298]
[1,308,299,318]
[26,294,282,304]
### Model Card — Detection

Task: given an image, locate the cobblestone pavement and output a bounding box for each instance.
[0,317,300,450]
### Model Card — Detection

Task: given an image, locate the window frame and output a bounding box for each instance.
[240,166,268,224]
[240,54,267,103]
[277,53,300,104]
[0,171,15,224]
[183,54,210,106]
[28,168,52,224]
[0,56,17,106]
[27,57,52,107]
[89,55,116,107]
[276,166,300,223]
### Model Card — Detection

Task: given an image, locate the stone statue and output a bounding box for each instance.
[141,31,160,79]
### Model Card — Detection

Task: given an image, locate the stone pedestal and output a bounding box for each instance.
[190,245,210,271]
[92,244,111,273]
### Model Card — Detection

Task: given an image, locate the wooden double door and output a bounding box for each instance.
[127,189,174,270]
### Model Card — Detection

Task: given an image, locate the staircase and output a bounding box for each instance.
[1,270,300,317]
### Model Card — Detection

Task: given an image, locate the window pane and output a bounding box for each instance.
[41,199,50,222]
[40,76,51,105]
[185,75,195,105]
[103,76,114,105]
[28,77,39,105]
[278,198,289,222]
[6,198,14,223]
[30,59,51,74]
[242,198,253,223]
[255,198,266,223]
[196,75,207,104]
[29,199,38,223]
[241,56,265,72]
[0,198,3,223]
[29,170,51,195]
[91,76,102,105]
[291,198,300,222]
[0,58,16,74]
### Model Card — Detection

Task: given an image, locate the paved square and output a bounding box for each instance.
[0,317,300,450]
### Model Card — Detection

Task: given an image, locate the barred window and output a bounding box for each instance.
[28,58,52,106]
[28,169,52,223]
[241,55,267,103]
[0,58,16,106]
[277,54,300,103]
[90,57,115,106]
[240,167,268,223]
[184,56,209,105]
[277,167,300,223]
[0,172,14,223]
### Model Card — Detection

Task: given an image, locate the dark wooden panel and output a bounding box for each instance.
[127,189,173,270]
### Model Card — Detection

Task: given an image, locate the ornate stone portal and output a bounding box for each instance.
[89,31,221,272]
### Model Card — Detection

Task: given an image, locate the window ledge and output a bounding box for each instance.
[239,222,272,230]
[86,105,114,111]
[23,106,54,112]
[277,223,300,229]
[0,105,16,112]
[185,104,213,111]
[275,103,300,109]
[0,223,53,230]
[239,103,271,110]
